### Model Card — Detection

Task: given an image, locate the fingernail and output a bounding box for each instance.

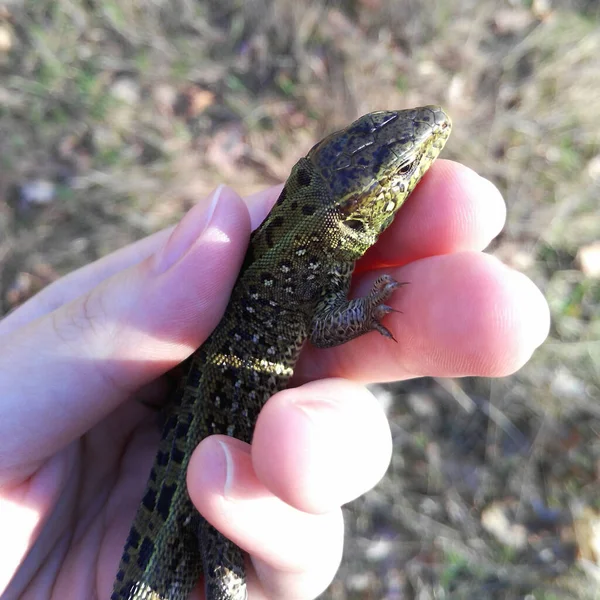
[216,440,234,499]
[195,438,233,498]
[154,185,225,273]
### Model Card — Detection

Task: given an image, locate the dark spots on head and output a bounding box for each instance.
[149,467,157,482]
[374,143,396,167]
[157,483,177,520]
[137,536,155,569]
[291,201,298,210]
[302,203,316,215]
[271,216,284,227]
[115,569,125,582]
[142,487,157,511]
[297,167,312,187]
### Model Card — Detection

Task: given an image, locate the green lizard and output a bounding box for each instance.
[111,105,451,600]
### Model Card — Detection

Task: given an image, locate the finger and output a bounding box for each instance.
[0,186,250,476]
[296,251,550,383]
[190,438,343,600]
[188,379,391,600]
[0,228,173,336]
[252,378,392,513]
[0,185,285,335]
[358,160,506,272]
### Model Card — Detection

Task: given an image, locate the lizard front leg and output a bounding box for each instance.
[309,274,403,348]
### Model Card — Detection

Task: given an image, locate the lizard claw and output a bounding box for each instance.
[374,322,397,342]
[370,275,408,302]
[368,275,407,341]
[373,304,397,318]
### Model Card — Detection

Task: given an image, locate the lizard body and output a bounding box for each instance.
[112,106,451,600]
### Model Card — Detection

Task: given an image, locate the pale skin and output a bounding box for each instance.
[0,160,550,599]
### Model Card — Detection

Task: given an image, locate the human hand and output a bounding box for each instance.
[0,161,549,599]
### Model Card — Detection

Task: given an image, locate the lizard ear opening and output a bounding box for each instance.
[345,219,365,231]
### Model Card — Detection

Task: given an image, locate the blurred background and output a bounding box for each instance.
[1,0,599,598]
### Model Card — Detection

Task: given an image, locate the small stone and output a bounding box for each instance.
[550,366,587,401]
[532,0,553,19]
[576,241,600,278]
[587,155,600,181]
[346,572,373,591]
[19,179,56,206]
[365,538,394,561]
[491,8,535,35]
[573,506,600,565]
[174,85,215,118]
[481,501,528,550]
[407,392,439,419]
[0,23,12,53]
[110,77,140,105]
[153,84,178,115]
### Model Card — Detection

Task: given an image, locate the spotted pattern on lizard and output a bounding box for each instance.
[111,105,452,600]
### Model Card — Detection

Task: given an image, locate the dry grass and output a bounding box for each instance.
[1,1,599,597]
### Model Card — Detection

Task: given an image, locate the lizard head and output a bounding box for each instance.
[306,105,451,256]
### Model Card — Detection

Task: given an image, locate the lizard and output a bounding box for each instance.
[111,105,451,600]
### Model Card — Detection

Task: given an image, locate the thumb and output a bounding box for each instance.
[0,185,250,476]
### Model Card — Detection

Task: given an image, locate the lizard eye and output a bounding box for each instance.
[346,219,365,231]
[398,160,415,174]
